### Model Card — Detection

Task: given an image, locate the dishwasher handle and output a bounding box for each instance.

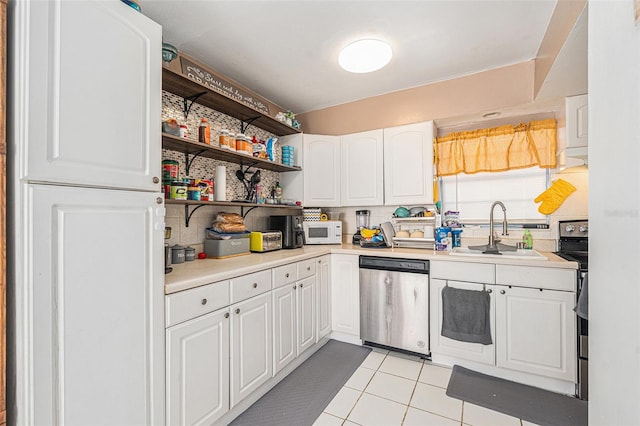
[359,256,429,274]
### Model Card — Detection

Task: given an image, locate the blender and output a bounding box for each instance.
[352,210,371,244]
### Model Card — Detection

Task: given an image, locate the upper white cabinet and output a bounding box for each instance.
[18,0,162,191]
[383,121,435,205]
[565,94,588,148]
[303,134,341,207]
[341,130,384,206]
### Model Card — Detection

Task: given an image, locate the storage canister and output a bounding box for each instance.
[171,245,185,264]
[184,246,196,261]
[187,187,201,201]
[162,159,179,180]
[170,181,188,200]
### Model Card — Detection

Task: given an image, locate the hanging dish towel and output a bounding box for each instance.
[442,286,492,345]
[574,274,589,320]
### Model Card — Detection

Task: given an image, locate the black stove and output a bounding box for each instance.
[554,219,589,401]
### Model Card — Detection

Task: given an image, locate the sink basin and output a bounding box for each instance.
[449,247,548,261]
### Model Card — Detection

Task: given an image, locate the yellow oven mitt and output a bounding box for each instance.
[534,179,576,215]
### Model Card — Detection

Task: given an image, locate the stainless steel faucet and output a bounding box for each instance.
[488,201,509,250]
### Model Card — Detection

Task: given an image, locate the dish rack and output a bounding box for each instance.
[391,217,436,249]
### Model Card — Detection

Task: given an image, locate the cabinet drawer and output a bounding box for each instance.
[166,280,230,327]
[231,269,272,303]
[272,263,298,288]
[298,258,317,279]
[496,265,577,291]
[431,261,495,284]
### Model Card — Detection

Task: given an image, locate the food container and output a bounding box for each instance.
[162,159,179,180]
[170,181,187,200]
[204,234,250,258]
[171,245,185,264]
[187,187,201,201]
[451,228,463,247]
[184,246,196,261]
[435,227,451,251]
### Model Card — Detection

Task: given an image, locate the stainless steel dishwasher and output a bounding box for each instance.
[359,256,430,356]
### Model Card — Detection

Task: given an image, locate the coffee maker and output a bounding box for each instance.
[352,210,370,244]
[269,215,304,249]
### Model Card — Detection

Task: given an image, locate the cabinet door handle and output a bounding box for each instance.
[285,273,290,278]
[294,285,297,290]
[486,289,492,293]
[500,290,506,294]
[235,308,240,314]
[201,298,207,305]
[224,312,229,319]
[307,266,311,271]
[153,176,160,184]
[253,283,258,288]
[300,283,304,288]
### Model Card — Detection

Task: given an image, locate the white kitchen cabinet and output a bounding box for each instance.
[383,121,435,205]
[495,285,576,382]
[316,255,332,341]
[565,94,588,148]
[331,254,360,339]
[302,134,341,207]
[272,284,297,375]
[430,279,496,365]
[230,292,273,407]
[18,0,161,191]
[297,275,316,354]
[341,129,384,206]
[166,308,230,426]
[26,184,165,425]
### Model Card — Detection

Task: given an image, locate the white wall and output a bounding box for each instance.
[589,1,640,423]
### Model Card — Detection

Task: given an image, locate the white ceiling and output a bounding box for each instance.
[140,0,576,115]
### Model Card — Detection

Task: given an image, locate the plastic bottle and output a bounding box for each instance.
[198,118,211,144]
[523,229,533,249]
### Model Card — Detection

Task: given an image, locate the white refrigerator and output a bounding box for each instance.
[9,1,164,424]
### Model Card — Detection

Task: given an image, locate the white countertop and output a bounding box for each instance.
[165,244,577,294]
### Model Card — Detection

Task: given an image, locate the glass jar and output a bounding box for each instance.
[219,129,229,149]
[228,132,236,151]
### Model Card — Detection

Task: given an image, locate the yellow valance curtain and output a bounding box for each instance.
[435,119,557,177]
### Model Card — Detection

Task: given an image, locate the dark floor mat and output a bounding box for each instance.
[230,340,371,426]
[446,365,588,426]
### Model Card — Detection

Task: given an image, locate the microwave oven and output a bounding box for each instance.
[303,221,343,244]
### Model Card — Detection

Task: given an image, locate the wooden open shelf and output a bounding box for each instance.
[165,199,301,209]
[162,133,301,173]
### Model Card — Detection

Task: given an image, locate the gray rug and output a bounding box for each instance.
[446,365,588,426]
[230,340,371,426]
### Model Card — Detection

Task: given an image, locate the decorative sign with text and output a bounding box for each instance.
[180,57,270,115]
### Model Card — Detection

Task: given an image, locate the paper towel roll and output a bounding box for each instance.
[215,165,226,201]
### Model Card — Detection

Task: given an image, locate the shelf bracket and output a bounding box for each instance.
[241,206,259,218]
[241,116,261,134]
[184,203,207,227]
[183,92,207,120]
[184,149,207,176]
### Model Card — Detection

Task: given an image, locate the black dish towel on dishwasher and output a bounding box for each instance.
[441,286,492,345]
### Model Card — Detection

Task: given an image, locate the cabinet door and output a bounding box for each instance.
[297,276,316,355]
[430,279,496,365]
[230,293,273,407]
[566,94,588,148]
[316,256,332,341]
[26,184,164,425]
[330,254,360,337]
[303,134,341,207]
[496,286,576,381]
[341,129,384,206]
[383,121,435,205]
[166,308,230,426]
[272,285,297,375]
[15,0,161,190]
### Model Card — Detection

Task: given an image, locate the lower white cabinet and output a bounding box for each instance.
[297,275,316,354]
[495,285,576,382]
[331,254,360,337]
[316,255,332,341]
[166,308,230,426]
[272,285,297,375]
[230,292,273,407]
[430,279,496,365]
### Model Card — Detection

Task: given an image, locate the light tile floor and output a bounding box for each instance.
[314,347,535,426]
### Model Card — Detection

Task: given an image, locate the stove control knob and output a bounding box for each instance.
[565,225,576,232]
[579,225,588,233]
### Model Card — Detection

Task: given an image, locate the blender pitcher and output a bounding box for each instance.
[352,210,371,244]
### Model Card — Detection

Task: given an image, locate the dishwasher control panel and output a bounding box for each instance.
[359,256,429,274]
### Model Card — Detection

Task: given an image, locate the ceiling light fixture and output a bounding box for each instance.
[338,39,392,73]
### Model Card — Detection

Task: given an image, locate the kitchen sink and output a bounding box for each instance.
[449,247,549,260]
